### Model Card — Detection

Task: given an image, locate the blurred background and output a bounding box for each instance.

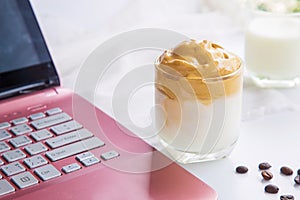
[30,0,246,87]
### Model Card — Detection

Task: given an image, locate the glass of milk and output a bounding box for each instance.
[245,1,300,88]
[155,40,243,163]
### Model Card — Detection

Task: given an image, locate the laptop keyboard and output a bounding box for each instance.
[0,107,119,196]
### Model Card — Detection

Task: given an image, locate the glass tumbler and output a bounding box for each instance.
[245,2,300,88]
[155,54,243,164]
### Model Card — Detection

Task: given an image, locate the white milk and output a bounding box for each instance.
[245,16,300,80]
[157,94,242,154]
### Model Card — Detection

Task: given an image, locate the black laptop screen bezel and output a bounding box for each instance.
[0,0,60,100]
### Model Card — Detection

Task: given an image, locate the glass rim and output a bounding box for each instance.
[155,56,244,82]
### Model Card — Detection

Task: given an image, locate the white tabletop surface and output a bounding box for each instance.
[31,1,300,199]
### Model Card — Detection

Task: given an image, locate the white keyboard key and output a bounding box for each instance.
[76,152,95,162]
[50,120,83,135]
[11,171,39,189]
[24,142,48,156]
[11,117,28,125]
[0,179,15,196]
[62,163,81,174]
[0,122,10,130]
[10,135,32,148]
[10,124,32,136]
[30,129,53,141]
[46,137,105,162]
[0,130,11,141]
[101,150,120,161]
[0,142,10,153]
[0,159,4,165]
[23,155,48,169]
[46,129,93,149]
[34,164,61,181]
[31,113,72,130]
[1,161,26,176]
[46,108,62,116]
[3,149,26,162]
[29,112,45,121]
[80,156,100,167]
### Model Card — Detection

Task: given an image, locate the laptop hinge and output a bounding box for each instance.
[0,81,52,100]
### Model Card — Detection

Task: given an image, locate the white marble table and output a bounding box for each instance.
[31,1,300,199]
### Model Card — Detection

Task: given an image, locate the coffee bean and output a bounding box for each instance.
[280,195,294,200]
[259,162,272,170]
[236,166,248,174]
[294,175,300,184]
[264,184,279,194]
[261,170,273,180]
[280,166,293,175]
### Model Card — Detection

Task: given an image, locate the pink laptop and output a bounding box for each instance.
[0,0,217,199]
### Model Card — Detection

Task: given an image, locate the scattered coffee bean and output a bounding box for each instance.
[280,195,294,200]
[294,175,300,184]
[259,162,272,170]
[236,166,248,174]
[264,184,279,194]
[281,166,293,176]
[261,170,273,180]
[235,163,298,197]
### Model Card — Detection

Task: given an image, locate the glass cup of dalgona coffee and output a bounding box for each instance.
[155,40,243,163]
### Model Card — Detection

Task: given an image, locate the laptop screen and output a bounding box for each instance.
[0,0,60,99]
